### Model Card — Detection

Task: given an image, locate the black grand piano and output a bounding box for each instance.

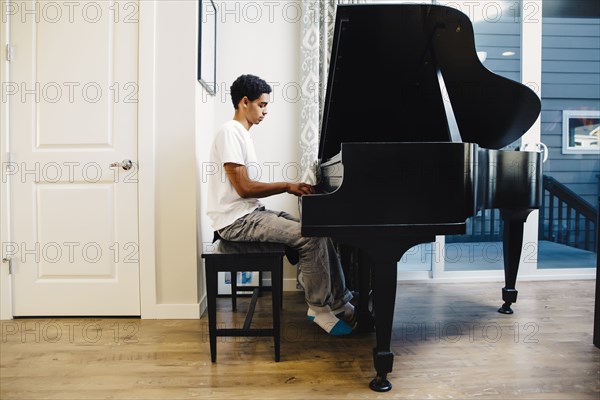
[300,4,542,392]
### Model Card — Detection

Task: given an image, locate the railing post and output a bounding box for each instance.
[490,209,497,241]
[549,194,555,242]
[585,220,591,250]
[558,199,564,244]
[481,210,487,238]
[566,205,572,247]
[575,211,580,249]
[540,180,546,240]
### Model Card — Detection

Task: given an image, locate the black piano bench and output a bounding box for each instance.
[201,239,286,362]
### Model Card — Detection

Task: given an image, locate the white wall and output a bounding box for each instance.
[213,0,302,216]
[153,0,199,308]
[197,0,304,302]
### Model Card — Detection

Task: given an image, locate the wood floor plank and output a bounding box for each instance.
[1,280,598,399]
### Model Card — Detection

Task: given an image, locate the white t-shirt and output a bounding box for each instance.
[207,120,263,231]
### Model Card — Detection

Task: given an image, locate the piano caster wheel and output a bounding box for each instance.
[498,302,514,314]
[369,375,392,392]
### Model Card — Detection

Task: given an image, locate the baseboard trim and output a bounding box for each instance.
[155,303,200,319]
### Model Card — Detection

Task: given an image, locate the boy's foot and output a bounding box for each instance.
[307,308,353,336]
[307,302,355,323]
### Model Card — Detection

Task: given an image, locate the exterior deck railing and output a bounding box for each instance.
[447,175,598,252]
[539,175,597,251]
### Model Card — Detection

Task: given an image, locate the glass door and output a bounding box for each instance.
[536,2,599,272]
[435,0,528,277]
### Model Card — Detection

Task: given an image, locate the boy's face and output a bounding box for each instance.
[243,93,270,126]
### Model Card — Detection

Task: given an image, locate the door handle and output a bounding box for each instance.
[110,159,134,171]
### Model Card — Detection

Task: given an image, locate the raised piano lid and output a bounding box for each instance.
[318,4,541,162]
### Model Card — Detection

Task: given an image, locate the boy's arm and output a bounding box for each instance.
[224,163,314,198]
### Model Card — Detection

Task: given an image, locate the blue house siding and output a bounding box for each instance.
[541,17,600,208]
[474,19,521,83]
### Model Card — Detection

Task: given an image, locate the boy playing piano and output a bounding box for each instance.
[206,74,354,336]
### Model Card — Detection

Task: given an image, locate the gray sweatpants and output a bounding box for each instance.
[218,207,352,312]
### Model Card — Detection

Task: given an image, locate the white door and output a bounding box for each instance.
[6,0,140,316]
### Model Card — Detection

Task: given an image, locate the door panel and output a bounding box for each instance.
[9,0,140,316]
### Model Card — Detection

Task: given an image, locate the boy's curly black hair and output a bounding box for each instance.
[230,74,272,109]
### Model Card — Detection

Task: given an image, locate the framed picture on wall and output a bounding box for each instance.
[562,110,600,155]
[198,0,217,95]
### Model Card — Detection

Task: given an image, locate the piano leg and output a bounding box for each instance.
[333,234,433,392]
[369,258,398,392]
[499,208,534,314]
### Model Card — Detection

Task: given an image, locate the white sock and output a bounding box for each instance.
[309,309,353,336]
[307,302,355,323]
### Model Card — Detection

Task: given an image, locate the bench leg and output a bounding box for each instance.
[231,271,237,312]
[271,259,282,362]
[205,262,218,362]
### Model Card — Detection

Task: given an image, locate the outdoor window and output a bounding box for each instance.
[562,110,600,155]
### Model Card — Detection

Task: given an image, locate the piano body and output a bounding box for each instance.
[300,4,542,392]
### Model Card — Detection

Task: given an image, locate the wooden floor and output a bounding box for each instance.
[1,280,599,399]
